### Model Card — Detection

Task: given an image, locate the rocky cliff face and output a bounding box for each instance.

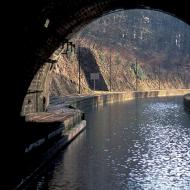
[50,9,190,96]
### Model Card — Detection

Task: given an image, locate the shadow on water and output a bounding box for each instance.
[25,130,87,190]
[9,120,73,190]
[77,47,108,91]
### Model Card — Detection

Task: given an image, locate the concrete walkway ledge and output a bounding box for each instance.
[15,112,86,190]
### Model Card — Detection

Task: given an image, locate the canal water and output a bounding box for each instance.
[27,96,190,190]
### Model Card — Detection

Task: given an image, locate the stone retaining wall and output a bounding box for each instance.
[51,89,190,112]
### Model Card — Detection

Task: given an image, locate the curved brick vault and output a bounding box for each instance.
[7,0,190,130]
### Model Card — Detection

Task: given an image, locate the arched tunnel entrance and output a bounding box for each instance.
[13,0,190,120]
[5,0,190,188]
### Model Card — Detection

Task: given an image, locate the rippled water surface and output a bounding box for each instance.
[27,97,190,190]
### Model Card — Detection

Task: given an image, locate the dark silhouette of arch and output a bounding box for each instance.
[4,1,190,188]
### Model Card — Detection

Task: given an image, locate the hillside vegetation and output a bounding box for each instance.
[50,10,190,96]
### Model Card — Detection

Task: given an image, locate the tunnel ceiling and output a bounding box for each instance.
[25,0,190,38]
[13,0,190,118]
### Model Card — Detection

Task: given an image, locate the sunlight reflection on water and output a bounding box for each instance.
[123,101,190,189]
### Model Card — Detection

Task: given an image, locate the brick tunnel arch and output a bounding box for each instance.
[13,0,190,124]
[4,1,189,187]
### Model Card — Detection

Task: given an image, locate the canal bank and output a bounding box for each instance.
[14,89,189,189]
[49,89,190,112]
[184,93,190,112]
